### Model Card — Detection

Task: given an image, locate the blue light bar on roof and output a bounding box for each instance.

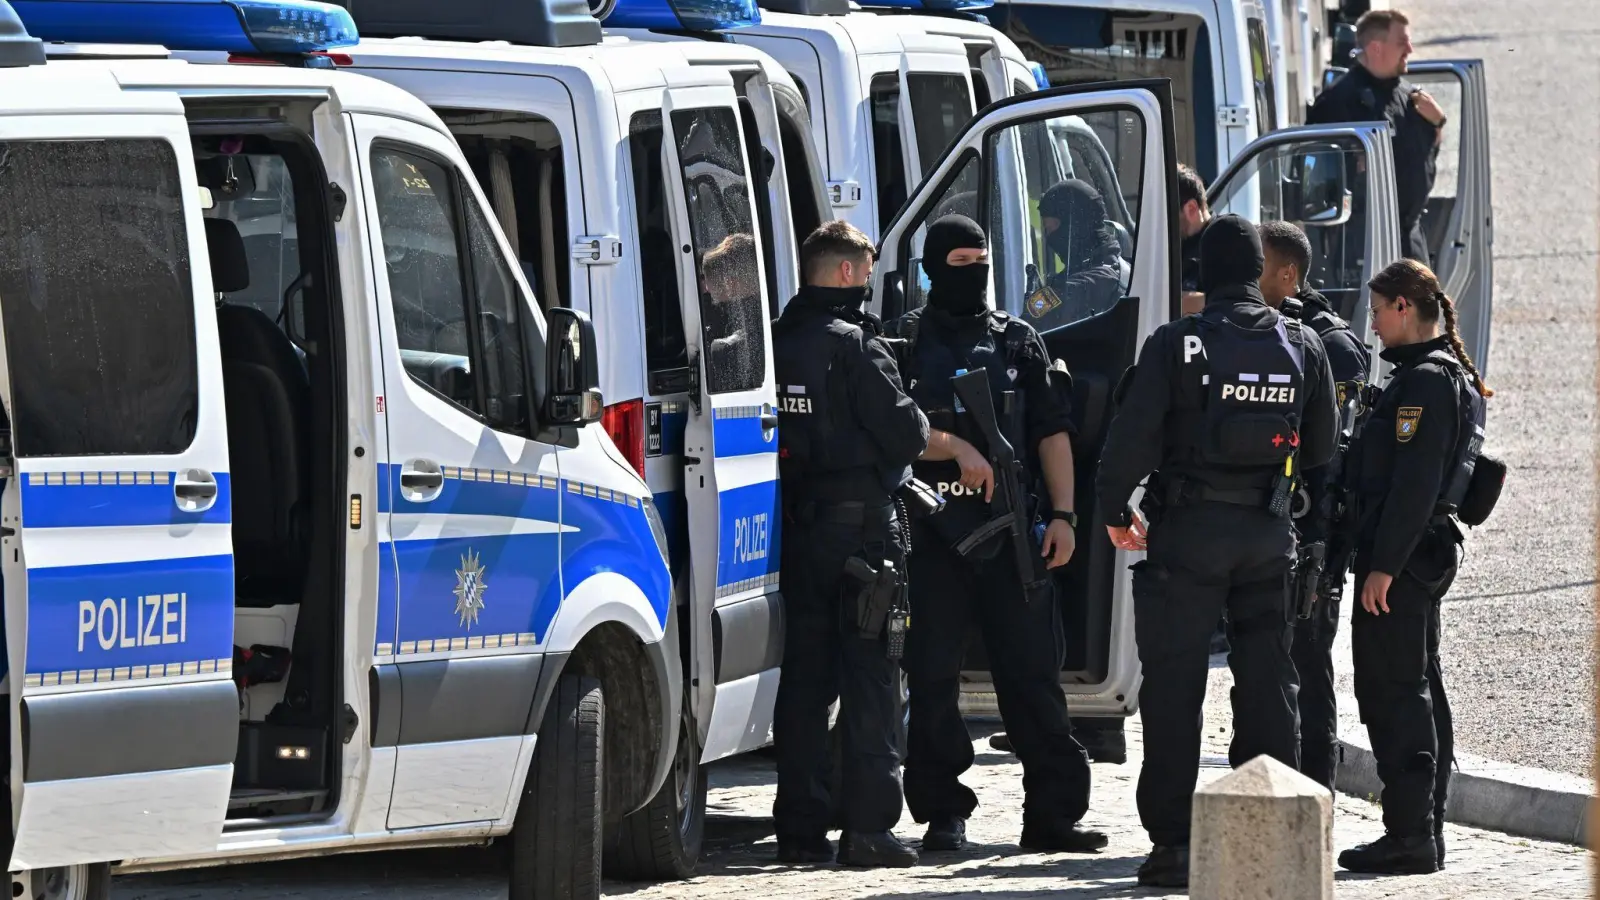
[603,0,760,32]
[1029,61,1049,90]
[11,0,358,54]
[853,0,994,12]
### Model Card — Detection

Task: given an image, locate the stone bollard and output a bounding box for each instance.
[1190,754,1333,900]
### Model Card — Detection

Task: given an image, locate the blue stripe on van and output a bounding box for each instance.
[24,553,235,677]
[712,412,777,459]
[714,478,781,594]
[20,472,233,528]
[558,488,672,631]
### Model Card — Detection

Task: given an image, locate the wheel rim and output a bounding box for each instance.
[27,866,90,900]
[673,707,697,834]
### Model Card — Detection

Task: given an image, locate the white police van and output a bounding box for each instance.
[0,1,678,897]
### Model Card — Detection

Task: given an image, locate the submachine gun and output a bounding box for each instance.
[1292,378,1373,620]
[950,367,1052,605]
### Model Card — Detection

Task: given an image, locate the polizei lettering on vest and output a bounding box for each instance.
[1221,383,1297,404]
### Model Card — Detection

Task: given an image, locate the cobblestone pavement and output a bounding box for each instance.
[118,665,1590,900]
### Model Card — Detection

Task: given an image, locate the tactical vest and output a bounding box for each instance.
[1437,357,1490,517]
[772,305,891,500]
[1190,314,1308,468]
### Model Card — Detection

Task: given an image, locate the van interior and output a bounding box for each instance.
[189,101,348,824]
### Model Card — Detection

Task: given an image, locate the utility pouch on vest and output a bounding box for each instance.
[1455,451,1505,527]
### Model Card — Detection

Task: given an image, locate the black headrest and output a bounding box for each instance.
[203,218,250,294]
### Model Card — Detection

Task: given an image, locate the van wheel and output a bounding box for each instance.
[14,864,112,900]
[603,701,706,881]
[509,675,604,900]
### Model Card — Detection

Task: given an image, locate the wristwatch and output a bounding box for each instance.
[1048,510,1079,528]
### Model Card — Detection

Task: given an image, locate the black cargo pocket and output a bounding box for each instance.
[1400,526,1461,599]
[1129,559,1172,661]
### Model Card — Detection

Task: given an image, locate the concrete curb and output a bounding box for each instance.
[1334,710,1593,847]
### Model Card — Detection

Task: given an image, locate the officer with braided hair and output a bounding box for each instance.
[1338,258,1496,875]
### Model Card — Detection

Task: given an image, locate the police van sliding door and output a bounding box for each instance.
[1402,60,1494,377]
[1207,123,1402,369]
[0,106,240,869]
[659,86,785,764]
[871,80,1181,720]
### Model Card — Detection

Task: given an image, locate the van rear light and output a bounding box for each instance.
[602,398,646,479]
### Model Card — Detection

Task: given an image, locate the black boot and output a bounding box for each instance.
[836,831,918,868]
[775,835,833,864]
[1435,831,1446,870]
[1338,833,1439,875]
[1136,845,1190,887]
[1078,727,1128,765]
[988,733,1013,753]
[921,815,967,852]
[1019,820,1109,853]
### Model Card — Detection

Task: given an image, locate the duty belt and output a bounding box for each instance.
[1164,479,1270,509]
[789,499,896,527]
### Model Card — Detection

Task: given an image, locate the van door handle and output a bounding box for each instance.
[400,461,445,502]
[760,413,779,430]
[174,469,219,513]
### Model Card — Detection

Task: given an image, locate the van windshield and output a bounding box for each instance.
[988,6,1217,180]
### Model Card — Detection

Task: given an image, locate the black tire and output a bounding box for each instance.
[509,674,604,900]
[16,863,112,900]
[602,703,706,881]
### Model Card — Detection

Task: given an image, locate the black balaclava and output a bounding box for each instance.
[1039,179,1117,271]
[923,214,989,315]
[1197,213,1266,294]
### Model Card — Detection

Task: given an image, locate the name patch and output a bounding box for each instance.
[1221,383,1297,404]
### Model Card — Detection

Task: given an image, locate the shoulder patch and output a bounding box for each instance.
[1025,285,1062,319]
[1396,406,1422,443]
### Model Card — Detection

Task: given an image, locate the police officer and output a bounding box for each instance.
[884,215,1105,855]
[1338,259,1491,875]
[1258,221,1372,792]
[1096,214,1339,888]
[771,220,929,868]
[1177,163,1210,315]
[1309,9,1446,264]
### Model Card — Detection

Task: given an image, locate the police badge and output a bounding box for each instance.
[1396,407,1422,443]
[1025,284,1062,320]
[453,549,488,628]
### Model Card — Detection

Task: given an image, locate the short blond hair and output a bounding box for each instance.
[1355,9,1410,47]
[801,220,875,284]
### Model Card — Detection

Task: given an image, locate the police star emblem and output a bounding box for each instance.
[1396,406,1422,443]
[453,549,488,628]
[1025,285,1062,319]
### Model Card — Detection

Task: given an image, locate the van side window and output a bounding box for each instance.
[628,111,690,378]
[908,73,976,176]
[370,145,530,433]
[869,73,908,235]
[735,95,781,317]
[776,104,823,253]
[669,107,766,395]
[0,139,198,457]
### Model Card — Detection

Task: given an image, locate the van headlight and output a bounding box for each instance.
[640,495,670,566]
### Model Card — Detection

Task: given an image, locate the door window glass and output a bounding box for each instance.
[908,73,976,180]
[1247,17,1279,134]
[0,138,198,457]
[870,73,908,234]
[370,145,530,432]
[735,94,781,319]
[670,108,767,394]
[628,111,690,378]
[1210,136,1368,316]
[1404,72,1463,262]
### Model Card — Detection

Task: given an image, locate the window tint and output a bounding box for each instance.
[908,73,975,180]
[970,67,992,111]
[669,108,766,395]
[735,95,781,320]
[991,7,1214,178]
[1247,17,1279,134]
[629,111,689,376]
[869,73,908,235]
[777,103,823,248]
[1210,136,1367,316]
[0,139,198,457]
[371,146,529,432]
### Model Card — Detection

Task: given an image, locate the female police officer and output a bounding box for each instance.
[1338,259,1492,876]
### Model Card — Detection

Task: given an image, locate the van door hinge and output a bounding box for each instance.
[827,180,862,208]
[1217,105,1251,128]
[329,182,347,222]
[571,235,623,266]
[340,704,359,745]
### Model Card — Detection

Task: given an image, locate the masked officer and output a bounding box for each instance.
[883,215,1104,855]
[1096,214,1339,888]
[1338,259,1494,875]
[1258,221,1372,792]
[770,220,929,868]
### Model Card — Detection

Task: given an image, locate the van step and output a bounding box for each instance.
[227,788,324,811]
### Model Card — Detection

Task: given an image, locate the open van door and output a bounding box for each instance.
[873,79,1180,719]
[0,98,239,869]
[1208,122,1403,368]
[1403,59,1494,376]
[659,86,785,764]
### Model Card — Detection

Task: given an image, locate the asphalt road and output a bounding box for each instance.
[1344,0,1599,778]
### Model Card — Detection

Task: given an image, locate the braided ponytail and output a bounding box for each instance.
[1438,291,1493,398]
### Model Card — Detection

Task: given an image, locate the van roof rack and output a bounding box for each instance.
[0,0,45,67]
[332,0,602,48]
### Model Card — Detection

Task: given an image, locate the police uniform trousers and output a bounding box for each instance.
[1291,581,1342,792]
[1351,526,1457,838]
[772,504,905,838]
[1132,500,1300,847]
[901,519,1091,827]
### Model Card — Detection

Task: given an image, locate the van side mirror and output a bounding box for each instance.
[1294,146,1353,228]
[543,307,603,426]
